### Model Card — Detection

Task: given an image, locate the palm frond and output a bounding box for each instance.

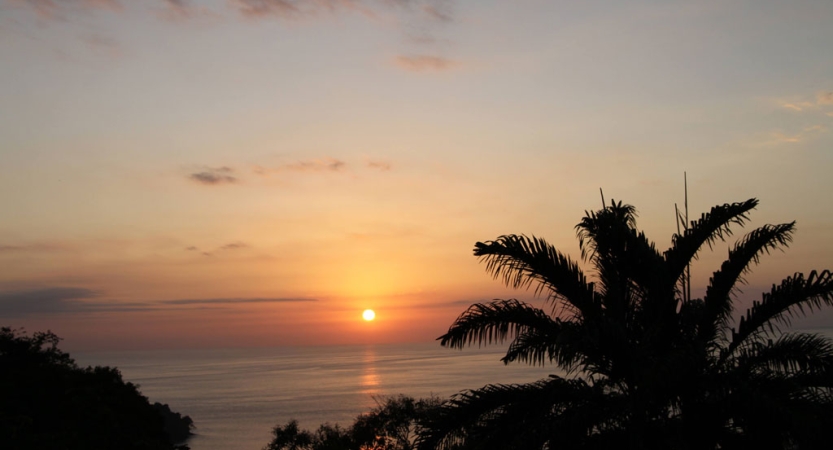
[734,332,833,376]
[575,201,668,319]
[700,223,796,343]
[438,299,561,350]
[664,199,759,288]
[575,200,638,263]
[415,376,610,450]
[473,235,598,318]
[727,270,833,355]
[502,319,582,368]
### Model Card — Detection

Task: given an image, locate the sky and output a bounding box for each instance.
[1,0,832,351]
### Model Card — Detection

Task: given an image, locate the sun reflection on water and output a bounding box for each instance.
[360,346,380,396]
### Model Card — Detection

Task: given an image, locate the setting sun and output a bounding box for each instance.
[362,309,376,321]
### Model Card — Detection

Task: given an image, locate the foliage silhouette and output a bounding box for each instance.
[416,199,833,450]
[0,327,193,450]
[265,395,441,450]
[153,402,195,444]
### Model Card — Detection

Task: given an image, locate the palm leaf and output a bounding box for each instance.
[727,270,833,355]
[664,199,759,289]
[575,200,638,263]
[438,299,559,350]
[734,332,833,376]
[502,319,583,368]
[576,201,669,321]
[415,376,612,450]
[700,223,796,344]
[473,235,598,318]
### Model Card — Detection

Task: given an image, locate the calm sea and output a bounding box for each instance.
[74,342,559,450]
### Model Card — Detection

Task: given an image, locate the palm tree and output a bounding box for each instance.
[416,199,833,450]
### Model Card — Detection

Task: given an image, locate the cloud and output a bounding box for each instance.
[188,166,238,185]
[160,0,194,20]
[161,297,317,305]
[0,286,316,316]
[185,241,249,256]
[366,160,392,171]
[0,287,100,316]
[252,157,352,177]
[770,132,802,144]
[0,242,70,253]
[13,0,122,19]
[394,54,458,72]
[229,0,388,21]
[421,3,452,22]
[766,125,827,145]
[778,91,833,111]
[228,0,457,44]
[219,241,248,250]
[229,0,302,19]
[158,0,218,21]
[444,298,485,307]
[781,102,813,112]
[185,246,213,256]
[284,157,346,172]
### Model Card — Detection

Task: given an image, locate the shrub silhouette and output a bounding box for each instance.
[266,395,441,450]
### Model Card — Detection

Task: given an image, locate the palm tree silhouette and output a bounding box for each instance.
[417,199,833,450]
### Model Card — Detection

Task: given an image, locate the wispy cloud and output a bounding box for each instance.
[284,157,346,172]
[12,0,122,19]
[0,286,316,316]
[228,0,406,21]
[778,90,833,111]
[217,0,459,23]
[12,0,462,70]
[421,3,452,23]
[766,125,827,145]
[0,287,111,316]
[158,0,213,21]
[781,101,814,112]
[185,246,212,256]
[188,166,238,185]
[247,156,396,179]
[230,0,302,19]
[219,241,248,250]
[253,157,347,176]
[394,54,458,72]
[185,241,250,256]
[366,160,392,171]
[0,242,70,253]
[161,297,316,305]
[229,0,458,58]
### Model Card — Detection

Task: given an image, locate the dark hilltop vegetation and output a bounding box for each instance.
[0,327,193,450]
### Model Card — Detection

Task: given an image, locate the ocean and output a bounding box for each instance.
[74,342,560,450]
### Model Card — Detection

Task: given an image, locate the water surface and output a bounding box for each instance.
[76,342,559,450]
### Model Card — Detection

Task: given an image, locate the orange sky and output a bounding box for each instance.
[2,0,833,351]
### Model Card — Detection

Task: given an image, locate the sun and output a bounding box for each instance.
[362,309,376,321]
